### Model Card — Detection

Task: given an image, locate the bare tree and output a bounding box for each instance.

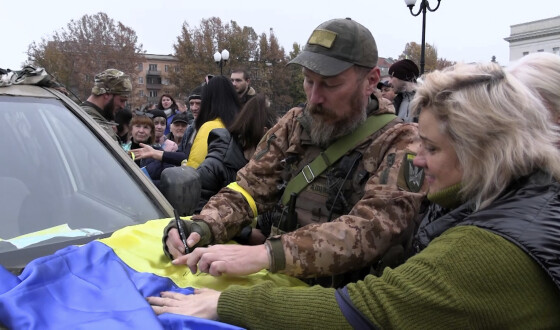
[27,12,144,103]
[171,17,259,98]
[171,17,300,114]
[287,42,306,110]
[399,42,436,73]
[399,41,455,73]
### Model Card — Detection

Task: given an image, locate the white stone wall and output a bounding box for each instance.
[505,16,560,61]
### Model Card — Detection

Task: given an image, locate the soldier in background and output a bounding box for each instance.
[80,69,132,141]
[163,18,426,287]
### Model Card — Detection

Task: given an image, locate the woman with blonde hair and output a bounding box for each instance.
[507,52,560,123]
[148,62,560,328]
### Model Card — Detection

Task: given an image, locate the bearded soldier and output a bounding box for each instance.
[81,68,132,142]
[163,18,426,287]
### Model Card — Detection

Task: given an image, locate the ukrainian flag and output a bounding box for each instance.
[0,219,307,329]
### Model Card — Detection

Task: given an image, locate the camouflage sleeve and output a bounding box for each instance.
[191,108,302,243]
[269,123,427,278]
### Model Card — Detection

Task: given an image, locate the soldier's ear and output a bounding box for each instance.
[102,93,113,103]
[364,67,380,95]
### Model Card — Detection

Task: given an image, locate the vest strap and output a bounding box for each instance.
[281,114,397,205]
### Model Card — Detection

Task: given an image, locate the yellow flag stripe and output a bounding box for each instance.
[99,219,306,290]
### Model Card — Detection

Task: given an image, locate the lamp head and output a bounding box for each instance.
[404,0,417,8]
[221,49,230,61]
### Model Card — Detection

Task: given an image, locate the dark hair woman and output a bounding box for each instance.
[184,75,241,168]
[157,93,180,135]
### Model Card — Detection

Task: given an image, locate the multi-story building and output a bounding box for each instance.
[504,15,560,62]
[133,54,179,109]
[378,57,396,82]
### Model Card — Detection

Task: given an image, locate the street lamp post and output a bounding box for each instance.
[213,49,230,75]
[404,0,441,74]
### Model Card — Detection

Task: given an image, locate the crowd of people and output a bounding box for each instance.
[81,17,560,328]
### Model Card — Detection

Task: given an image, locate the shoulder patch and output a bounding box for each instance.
[398,153,424,193]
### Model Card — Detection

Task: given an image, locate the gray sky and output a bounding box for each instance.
[1,0,559,70]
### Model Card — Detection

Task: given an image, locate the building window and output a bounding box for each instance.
[149,64,157,71]
[522,51,529,56]
[138,77,144,84]
[165,65,170,72]
[149,90,158,98]
[139,90,144,97]
[162,79,169,85]
[147,76,161,85]
[553,47,560,55]
[537,49,544,52]
[137,63,143,71]
[175,66,180,72]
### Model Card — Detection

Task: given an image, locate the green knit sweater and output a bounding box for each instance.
[218,226,560,329]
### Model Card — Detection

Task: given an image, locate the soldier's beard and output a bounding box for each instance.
[102,97,115,121]
[305,95,367,148]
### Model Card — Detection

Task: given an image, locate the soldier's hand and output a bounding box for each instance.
[172,244,270,276]
[166,228,202,259]
[166,220,212,260]
[166,228,187,259]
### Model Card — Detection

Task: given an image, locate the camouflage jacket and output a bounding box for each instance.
[191,91,426,278]
[80,101,118,141]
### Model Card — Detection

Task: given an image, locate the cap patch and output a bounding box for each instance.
[308,29,337,48]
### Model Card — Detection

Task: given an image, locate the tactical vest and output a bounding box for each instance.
[280,118,400,229]
[263,119,401,287]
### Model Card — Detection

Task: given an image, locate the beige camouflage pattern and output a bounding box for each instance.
[81,103,119,141]
[91,69,132,96]
[192,91,427,278]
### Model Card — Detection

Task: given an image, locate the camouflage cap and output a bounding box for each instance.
[289,18,378,77]
[91,69,132,96]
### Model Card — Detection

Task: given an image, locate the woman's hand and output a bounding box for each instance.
[130,143,164,161]
[148,288,220,320]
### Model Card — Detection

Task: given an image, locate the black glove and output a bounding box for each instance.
[162,218,212,260]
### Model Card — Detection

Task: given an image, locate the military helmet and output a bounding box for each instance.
[91,69,132,96]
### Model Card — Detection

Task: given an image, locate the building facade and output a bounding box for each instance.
[505,16,560,62]
[134,54,179,109]
[378,57,396,82]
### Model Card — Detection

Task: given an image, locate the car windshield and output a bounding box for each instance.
[0,96,166,252]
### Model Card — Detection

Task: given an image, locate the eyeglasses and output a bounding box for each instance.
[134,110,153,118]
